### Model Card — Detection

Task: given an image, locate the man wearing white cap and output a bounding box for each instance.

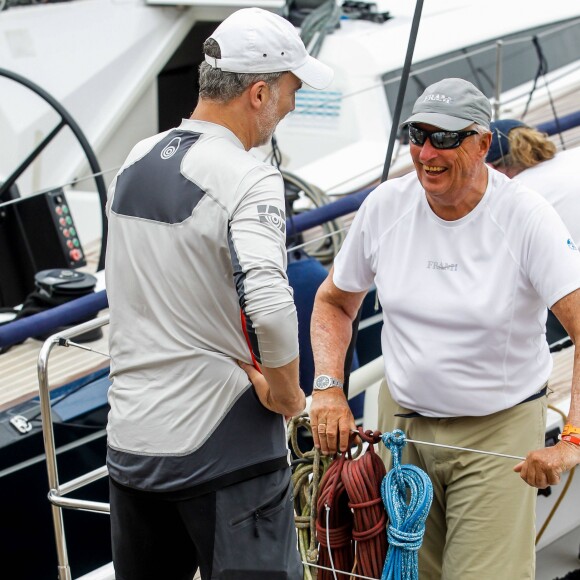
[105,8,332,579]
[310,78,580,578]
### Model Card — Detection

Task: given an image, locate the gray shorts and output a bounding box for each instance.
[110,467,302,579]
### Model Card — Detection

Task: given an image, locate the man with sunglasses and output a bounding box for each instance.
[309,78,580,578]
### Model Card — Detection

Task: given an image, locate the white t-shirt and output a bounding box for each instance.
[334,168,580,417]
[514,148,580,245]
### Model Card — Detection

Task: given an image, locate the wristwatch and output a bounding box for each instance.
[313,375,344,391]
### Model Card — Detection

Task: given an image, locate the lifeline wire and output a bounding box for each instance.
[381,430,433,580]
[348,428,525,461]
[302,560,378,580]
[59,338,111,359]
[403,438,525,461]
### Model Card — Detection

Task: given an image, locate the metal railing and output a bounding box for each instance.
[38,315,111,580]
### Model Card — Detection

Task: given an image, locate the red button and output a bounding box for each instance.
[69,249,82,261]
[55,206,63,215]
[63,229,70,238]
[66,240,74,249]
[59,217,66,226]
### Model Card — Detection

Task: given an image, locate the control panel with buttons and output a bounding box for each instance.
[0,187,88,307]
[47,190,86,268]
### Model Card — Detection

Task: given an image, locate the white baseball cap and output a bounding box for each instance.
[204,8,334,90]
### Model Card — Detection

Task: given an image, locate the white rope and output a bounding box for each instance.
[325,505,339,580]
[404,438,525,461]
[302,559,379,580]
[346,427,526,461]
[288,226,349,253]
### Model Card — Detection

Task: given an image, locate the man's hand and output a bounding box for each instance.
[238,360,305,417]
[310,388,356,455]
[514,441,580,488]
[239,360,276,412]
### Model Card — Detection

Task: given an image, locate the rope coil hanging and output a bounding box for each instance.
[288,414,332,579]
[381,430,433,580]
[290,420,434,579]
[315,428,388,579]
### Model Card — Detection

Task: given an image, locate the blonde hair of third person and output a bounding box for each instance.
[488,121,556,177]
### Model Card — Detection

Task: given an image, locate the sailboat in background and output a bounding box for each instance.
[1,0,580,577]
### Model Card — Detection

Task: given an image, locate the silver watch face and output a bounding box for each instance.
[315,375,331,389]
[314,375,343,390]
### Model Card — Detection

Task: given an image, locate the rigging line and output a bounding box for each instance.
[0,165,121,210]
[269,126,402,202]
[347,429,525,461]
[292,46,486,119]
[474,17,580,50]
[302,561,379,580]
[326,140,404,193]
[60,338,110,359]
[287,226,349,253]
[16,21,580,202]
[529,17,580,41]
[62,164,121,188]
[297,44,493,121]
[522,36,547,120]
[500,61,580,109]
[404,438,525,461]
[540,72,566,150]
[295,16,580,118]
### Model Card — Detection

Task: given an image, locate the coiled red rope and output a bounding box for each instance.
[316,453,354,576]
[316,428,388,579]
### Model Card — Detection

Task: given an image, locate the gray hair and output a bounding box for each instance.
[199,38,285,103]
[472,123,491,135]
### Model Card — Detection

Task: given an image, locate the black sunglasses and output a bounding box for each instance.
[408,124,478,150]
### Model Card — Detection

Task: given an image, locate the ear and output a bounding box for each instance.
[479,131,492,158]
[248,81,269,112]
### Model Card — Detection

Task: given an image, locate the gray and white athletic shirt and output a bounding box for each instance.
[105,119,298,493]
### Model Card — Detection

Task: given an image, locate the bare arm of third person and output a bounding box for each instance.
[310,267,367,455]
[514,287,580,488]
[240,358,305,417]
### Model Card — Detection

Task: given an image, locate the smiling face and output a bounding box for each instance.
[410,123,492,220]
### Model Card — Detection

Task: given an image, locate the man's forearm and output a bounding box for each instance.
[309,275,366,454]
[262,357,305,416]
[311,298,354,379]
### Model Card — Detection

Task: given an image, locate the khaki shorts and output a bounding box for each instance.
[378,380,547,580]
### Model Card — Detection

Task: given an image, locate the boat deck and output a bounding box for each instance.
[0,240,109,412]
[537,523,580,580]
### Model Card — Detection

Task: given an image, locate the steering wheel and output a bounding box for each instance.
[0,67,108,271]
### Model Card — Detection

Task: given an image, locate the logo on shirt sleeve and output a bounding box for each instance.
[257,205,286,234]
[567,238,578,252]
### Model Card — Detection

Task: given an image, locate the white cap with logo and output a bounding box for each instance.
[204,8,334,90]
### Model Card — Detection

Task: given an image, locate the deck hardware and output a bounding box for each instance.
[9,414,32,434]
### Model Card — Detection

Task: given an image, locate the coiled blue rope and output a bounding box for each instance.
[381,429,433,580]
